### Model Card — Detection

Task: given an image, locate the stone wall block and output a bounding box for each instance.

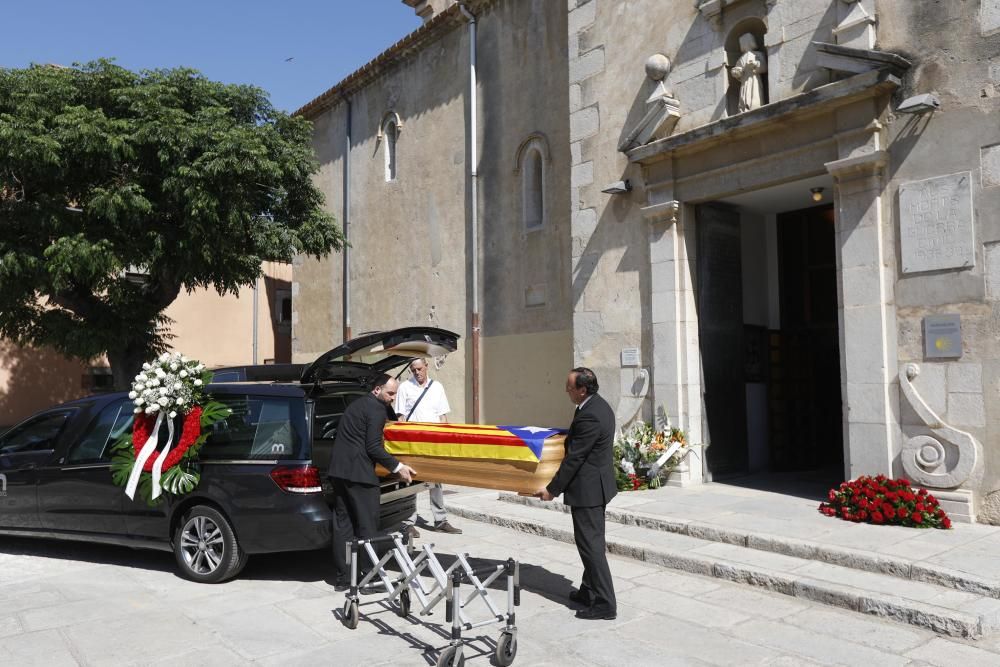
[845,382,889,424]
[569,47,605,84]
[841,265,882,308]
[982,145,1000,189]
[838,225,879,270]
[983,0,1000,35]
[842,305,888,384]
[568,0,597,36]
[651,260,677,295]
[572,207,598,238]
[567,31,580,60]
[986,242,1000,300]
[569,83,582,113]
[651,289,677,324]
[846,422,892,477]
[948,392,987,428]
[571,160,594,189]
[573,310,604,359]
[947,363,983,393]
[570,105,600,142]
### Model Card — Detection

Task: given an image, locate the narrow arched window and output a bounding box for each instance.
[523,147,544,231]
[384,120,398,182]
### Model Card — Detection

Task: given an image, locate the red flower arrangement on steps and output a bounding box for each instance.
[819,475,952,529]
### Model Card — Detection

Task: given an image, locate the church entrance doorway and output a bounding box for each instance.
[696,191,843,480]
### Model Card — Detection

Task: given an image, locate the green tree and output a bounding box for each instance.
[0,61,342,389]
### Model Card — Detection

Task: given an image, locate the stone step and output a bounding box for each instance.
[444,494,1000,639]
[494,492,1000,600]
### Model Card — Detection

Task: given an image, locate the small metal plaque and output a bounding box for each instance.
[924,314,962,359]
[620,348,640,367]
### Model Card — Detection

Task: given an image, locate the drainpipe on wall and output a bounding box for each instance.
[252,275,259,364]
[459,2,480,423]
[343,96,352,344]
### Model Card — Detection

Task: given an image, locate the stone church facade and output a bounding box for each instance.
[295,0,1000,522]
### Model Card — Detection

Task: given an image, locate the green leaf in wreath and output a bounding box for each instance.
[159,465,201,496]
[200,401,232,428]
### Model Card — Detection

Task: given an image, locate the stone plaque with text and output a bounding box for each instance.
[900,172,975,274]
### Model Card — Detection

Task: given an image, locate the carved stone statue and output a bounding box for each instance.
[731,33,767,113]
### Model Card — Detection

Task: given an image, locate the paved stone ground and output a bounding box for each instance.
[2,511,1000,666]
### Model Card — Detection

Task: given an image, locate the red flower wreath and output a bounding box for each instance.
[131,406,204,472]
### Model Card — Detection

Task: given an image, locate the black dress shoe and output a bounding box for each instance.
[333,580,350,592]
[568,589,593,605]
[575,606,617,620]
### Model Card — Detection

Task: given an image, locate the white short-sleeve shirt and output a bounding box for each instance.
[394,377,451,422]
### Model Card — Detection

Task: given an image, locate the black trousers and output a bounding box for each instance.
[571,504,616,612]
[331,478,380,580]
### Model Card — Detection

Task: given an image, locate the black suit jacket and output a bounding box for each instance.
[328,393,401,485]
[546,393,617,507]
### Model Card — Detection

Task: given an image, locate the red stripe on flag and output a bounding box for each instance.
[385,427,528,448]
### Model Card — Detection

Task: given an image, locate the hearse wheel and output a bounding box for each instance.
[174,505,247,583]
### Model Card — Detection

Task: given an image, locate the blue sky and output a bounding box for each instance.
[3,1,422,112]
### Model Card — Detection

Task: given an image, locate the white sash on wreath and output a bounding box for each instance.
[125,411,176,501]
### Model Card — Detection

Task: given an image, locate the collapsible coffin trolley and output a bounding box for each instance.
[341,532,521,667]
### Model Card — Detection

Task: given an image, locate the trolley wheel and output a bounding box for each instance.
[342,599,359,630]
[436,645,465,667]
[495,631,517,666]
[397,589,411,617]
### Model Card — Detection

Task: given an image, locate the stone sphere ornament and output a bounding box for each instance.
[645,53,672,81]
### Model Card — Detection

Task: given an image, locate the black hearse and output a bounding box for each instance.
[0,327,458,582]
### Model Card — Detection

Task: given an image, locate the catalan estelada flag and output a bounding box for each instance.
[384,423,566,462]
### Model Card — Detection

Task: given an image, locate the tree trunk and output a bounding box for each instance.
[108,344,148,392]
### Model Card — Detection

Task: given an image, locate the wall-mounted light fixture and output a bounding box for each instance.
[601,179,632,195]
[811,187,825,202]
[896,93,941,115]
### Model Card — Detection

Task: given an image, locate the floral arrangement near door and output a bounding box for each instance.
[613,417,689,491]
[819,475,952,529]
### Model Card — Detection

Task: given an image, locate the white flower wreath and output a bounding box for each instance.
[129,352,207,419]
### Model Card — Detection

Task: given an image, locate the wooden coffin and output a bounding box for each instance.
[376,433,566,495]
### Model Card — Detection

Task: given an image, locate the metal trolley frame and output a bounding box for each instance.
[340,532,521,667]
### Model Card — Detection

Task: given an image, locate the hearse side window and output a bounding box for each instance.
[0,411,73,455]
[210,370,242,382]
[314,392,367,440]
[202,395,305,460]
[68,400,134,464]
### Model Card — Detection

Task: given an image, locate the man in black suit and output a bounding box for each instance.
[536,367,618,620]
[329,374,417,589]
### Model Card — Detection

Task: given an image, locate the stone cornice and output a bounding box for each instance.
[295,0,499,119]
[627,69,902,166]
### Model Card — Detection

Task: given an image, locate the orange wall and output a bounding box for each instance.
[0,262,292,427]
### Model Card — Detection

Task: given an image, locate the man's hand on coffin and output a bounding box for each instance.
[397,464,417,483]
[534,489,554,501]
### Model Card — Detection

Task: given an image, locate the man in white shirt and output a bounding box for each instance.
[394,358,462,536]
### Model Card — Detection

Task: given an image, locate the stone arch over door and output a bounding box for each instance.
[630,70,902,482]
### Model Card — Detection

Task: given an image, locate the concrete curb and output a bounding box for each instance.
[446,498,998,639]
[496,493,1000,599]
